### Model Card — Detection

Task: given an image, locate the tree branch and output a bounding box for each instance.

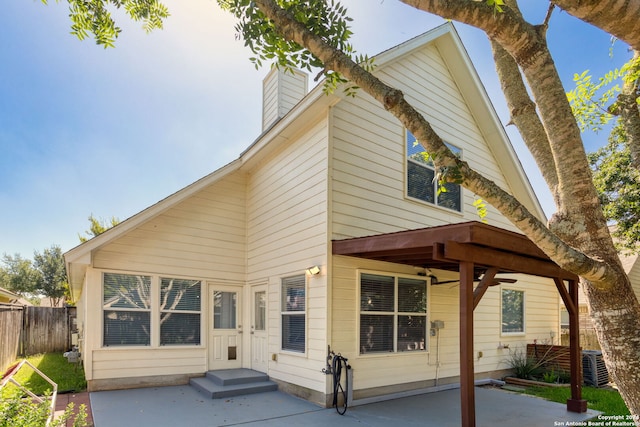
[401,0,619,278]
[551,0,640,52]
[490,0,559,204]
[490,39,559,204]
[542,3,555,30]
[616,51,640,170]
[251,0,616,284]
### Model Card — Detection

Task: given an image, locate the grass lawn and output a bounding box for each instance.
[1,353,87,398]
[523,385,630,416]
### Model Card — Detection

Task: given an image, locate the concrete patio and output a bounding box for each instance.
[90,384,600,426]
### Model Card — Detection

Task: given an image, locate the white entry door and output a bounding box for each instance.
[208,284,242,370]
[251,285,268,373]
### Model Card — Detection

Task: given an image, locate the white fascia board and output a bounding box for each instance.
[372,22,453,66]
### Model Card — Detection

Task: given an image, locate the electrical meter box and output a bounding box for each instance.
[431,320,445,330]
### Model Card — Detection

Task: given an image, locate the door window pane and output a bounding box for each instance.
[255,291,266,331]
[214,291,237,329]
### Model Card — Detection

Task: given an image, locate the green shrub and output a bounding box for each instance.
[0,390,88,427]
[542,370,559,383]
[506,347,544,380]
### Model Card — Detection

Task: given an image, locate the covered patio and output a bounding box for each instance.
[332,221,588,427]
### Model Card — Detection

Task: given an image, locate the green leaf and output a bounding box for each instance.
[473,198,488,223]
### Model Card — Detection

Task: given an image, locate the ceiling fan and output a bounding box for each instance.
[428,269,517,286]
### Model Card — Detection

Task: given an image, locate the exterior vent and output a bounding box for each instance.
[262,67,308,131]
[582,350,609,387]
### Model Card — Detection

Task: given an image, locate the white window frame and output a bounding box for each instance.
[501,288,526,336]
[101,270,205,349]
[405,130,463,212]
[357,270,429,356]
[280,275,307,354]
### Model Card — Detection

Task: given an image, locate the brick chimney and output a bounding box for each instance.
[262,67,308,131]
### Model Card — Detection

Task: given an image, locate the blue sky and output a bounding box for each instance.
[0,0,631,258]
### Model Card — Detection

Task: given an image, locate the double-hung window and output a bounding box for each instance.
[281,275,306,353]
[406,131,462,212]
[103,273,151,346]
[360,273,428,354]
[501,288,525,334]
[160,278,201,345]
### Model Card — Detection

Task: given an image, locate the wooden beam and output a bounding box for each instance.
[473,267,498,309]
[566,279,588,413]
[554,278,576,315]
[460,261,476,427]
[444,241,577,280]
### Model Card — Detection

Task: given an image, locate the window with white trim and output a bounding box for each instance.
[501,288,525,334]
[360,273,428,354]
[406,130,462,211]
[160,278,201,345]
[281,275,306,353]
[103,273,151,346]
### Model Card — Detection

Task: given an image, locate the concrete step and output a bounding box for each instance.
[206,368,270,386]
[190,369,277,399]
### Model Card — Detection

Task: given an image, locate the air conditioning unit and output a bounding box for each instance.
[582,350,609,387]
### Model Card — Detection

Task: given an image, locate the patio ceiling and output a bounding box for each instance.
[332,221,578,281]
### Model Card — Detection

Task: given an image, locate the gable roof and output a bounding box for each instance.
[0,286,31,306]
[64,22,545,299]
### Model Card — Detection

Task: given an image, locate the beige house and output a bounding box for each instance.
[0,287,27,305]
[64,23,567,408]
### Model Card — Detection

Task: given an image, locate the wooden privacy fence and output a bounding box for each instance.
[0,305,23,375]
[0,306,76,373]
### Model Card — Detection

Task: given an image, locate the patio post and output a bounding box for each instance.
[567,278,587,412]
[459,261,476,427]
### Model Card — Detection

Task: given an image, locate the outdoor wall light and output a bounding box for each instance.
[306,265,321,275]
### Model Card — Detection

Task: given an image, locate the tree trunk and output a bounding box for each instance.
[585,273,640,413]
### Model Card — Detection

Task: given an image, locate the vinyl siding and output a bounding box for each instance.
[247,117,329,393]
[93,172,247,281]
[330,44,516,240]
[91,348,206,380]
[85,174,246,382]
[331,255,559,392]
